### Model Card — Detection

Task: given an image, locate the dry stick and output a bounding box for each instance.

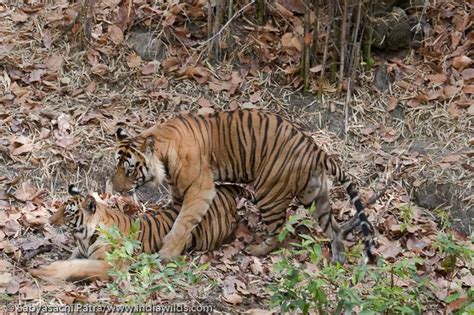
[302,1,311,94]
[201,0,255,48]
[310,0,320,67]
[207,0,214,58]
[318,2,332,96]
[345,0,363,133]
[228,0,233,22]
[256,0,266,24]
[213,0,224,60]
[339,0,348,94]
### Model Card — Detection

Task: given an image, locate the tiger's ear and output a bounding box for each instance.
[116,127,130,141]
[144,135,155,156]
[68,184,81,196]
[49,207,65,225]
[84,196,97,214]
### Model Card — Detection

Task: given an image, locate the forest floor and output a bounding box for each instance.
[0,0,472,313]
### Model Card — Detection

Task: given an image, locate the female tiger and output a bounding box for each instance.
[30,184,252,281]
[112,109,375,263]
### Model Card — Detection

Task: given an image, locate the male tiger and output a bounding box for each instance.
[29,184,252,281]
[112,109,375,263]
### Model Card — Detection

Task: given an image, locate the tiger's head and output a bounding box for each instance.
[50,185,84,228]
[50,185,99,229]
[112,128,166,195]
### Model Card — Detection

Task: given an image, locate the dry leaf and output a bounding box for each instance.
[55,133,76,149]
[11,12,28,22]
[197,97,212,108]
[250,91,262,103]
[278,0,305,14]
[426,89,444,101]
[208,80,232,92]
[309,65,322,73]
[0,272,13,286]
[9,136,34,156]
[90,64,108,75]
[57,113,72,134]
[46,54,63,72]
[197,107,214,115]
[427,74,447,84]
[20,285,41,300]
[229,100,240,110]
[441,154,461,163]
[452,55,472,71]
[85,81,97,94]
[447,103,462,117]
[28,69,44,83]
[463,85,474,94]
[223,293,243,305]
[162,57,180,72]
[387,97,398,111]
[462,68,474,81]
[4,219,21,237]
[281,33,294,49]
[126,54,142,69]
[43,32,52,49]
[142,62,157,75]
[250,258,264,275]
[406,237,428,252]
[274,3,294,18]
[468,104,474,116]
[14,184,36,201]
[108,24,124,44]
[443,85,460,98]
[183,66,209,84]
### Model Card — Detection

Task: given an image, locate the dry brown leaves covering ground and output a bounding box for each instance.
[0,0,472,313]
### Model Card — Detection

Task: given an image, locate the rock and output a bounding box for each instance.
[370,7,412,51]
[127,30,167,61]
[413,182,473,235]
[374,64,394,91]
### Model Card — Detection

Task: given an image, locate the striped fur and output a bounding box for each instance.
[112,109,375,263]
[30,184,252,282]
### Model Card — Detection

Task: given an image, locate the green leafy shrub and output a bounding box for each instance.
[269,212,473,314]
[98,220,209,304]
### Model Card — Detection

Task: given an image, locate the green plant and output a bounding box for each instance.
[433,233,472,272]
[433,208,451,231]
[399,204,415,233]
[269,212,438,314]
[98,221,209,304]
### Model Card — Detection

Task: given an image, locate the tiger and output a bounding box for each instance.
[112,109,375,263]
[29,183,253,282]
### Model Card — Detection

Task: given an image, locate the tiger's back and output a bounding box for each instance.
[114,109,375,262]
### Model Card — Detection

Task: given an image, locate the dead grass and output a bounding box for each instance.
[0,0,472,312]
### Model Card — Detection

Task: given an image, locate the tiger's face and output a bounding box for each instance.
[50,185,84,228]
[112,128,164,195]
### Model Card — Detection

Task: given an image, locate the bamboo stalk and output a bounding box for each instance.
[256,0,266,24]
[338,0,348,94]
[310,0,319,67]
[319,1,332,96]
[302,1,310,94]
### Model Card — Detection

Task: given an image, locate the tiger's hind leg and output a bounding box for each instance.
[245,194,293,256]
[298,170,345,263]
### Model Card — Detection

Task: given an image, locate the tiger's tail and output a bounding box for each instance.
[30,259,110,282]
[323,154,376,262]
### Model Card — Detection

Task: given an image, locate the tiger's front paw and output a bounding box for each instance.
[158,244,182,262]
